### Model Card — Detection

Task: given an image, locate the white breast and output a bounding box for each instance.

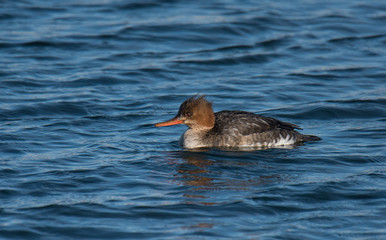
[180,129,208,149]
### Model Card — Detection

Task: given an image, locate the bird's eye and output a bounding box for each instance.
[185,112,192,117]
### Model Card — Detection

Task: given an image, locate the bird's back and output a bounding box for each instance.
[202,111,318,148]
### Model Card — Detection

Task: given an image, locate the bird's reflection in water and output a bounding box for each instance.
[164,148,291,205]
[159,148,294,231]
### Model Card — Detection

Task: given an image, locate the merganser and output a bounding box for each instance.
[155,95,321,149]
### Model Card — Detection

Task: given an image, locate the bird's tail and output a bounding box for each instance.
[301,134,322,142]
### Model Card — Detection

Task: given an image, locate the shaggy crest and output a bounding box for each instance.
[176,95,215,129]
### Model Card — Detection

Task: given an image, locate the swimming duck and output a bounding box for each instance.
[155,95,321,149]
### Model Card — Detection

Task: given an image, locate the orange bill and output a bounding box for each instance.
[155,118,183,127]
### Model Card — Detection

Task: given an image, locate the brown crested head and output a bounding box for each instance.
[177,95,215,129]
[155,95,215,130]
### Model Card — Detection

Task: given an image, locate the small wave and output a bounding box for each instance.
[174,53,282,66]
[276,99,386,120]
[326,98,386,105]
[288,72,338,80]
[62,76,140,88]
[116,2,162,10]
[2,79,47,88]
[192,35,291,54]
[0,40,90,50]
[0,13,19,20]
[0,101,90,118]
[23,6,66,13]
[328,34,386,43]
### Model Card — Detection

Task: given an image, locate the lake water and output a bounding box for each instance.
[1,0,385,239]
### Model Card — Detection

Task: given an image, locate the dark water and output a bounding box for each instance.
[1,0,385,239]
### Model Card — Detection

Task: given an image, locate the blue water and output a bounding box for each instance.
[1,0,385,239]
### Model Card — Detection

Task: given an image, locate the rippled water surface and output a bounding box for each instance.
[1,0,386,239]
